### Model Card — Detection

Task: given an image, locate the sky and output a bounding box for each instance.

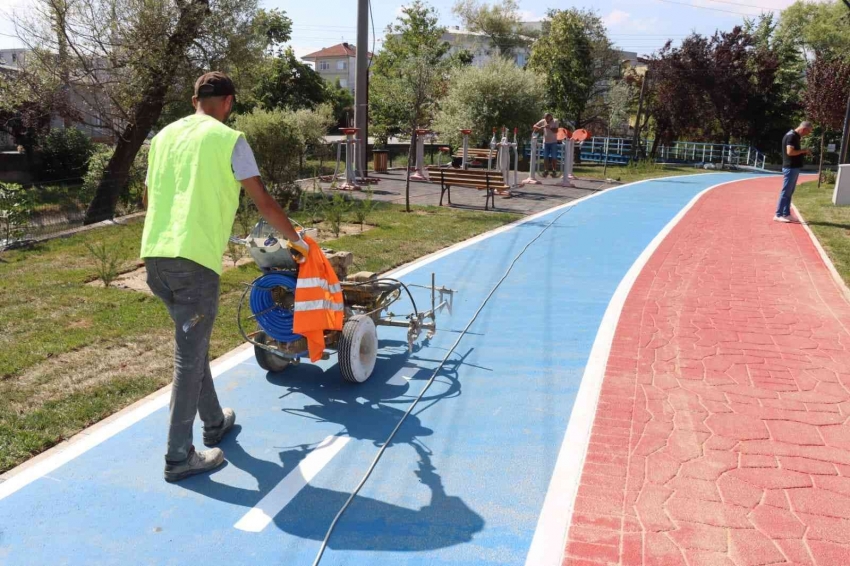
[0,0,798,59]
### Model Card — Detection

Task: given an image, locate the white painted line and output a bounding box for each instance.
[792,201,850,304]
[0,171,750,503]
[524,176,758,566]
[234,435,350,532]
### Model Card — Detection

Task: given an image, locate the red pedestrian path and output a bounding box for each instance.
[563,176,850,566]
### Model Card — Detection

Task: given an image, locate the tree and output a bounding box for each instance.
[14,0,291,223]
[250,48,328,112]
[777,0,850,62]
[370,0,451,139]
[369,0,454,211]
[452,0,530,58]
[602,81,632,177]
[325,79,354,130]
[432,58,545,148]
[645,24,795,156]
[805,53,850,182]
[528,9,619,130]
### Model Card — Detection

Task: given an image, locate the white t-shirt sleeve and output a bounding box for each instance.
[231,136,261,181]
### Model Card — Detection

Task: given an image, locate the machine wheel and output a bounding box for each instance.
[339,315,378,384]
[254,331,292,373]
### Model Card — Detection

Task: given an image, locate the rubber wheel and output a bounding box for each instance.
[339,315,378,384]
[254,331,292,373]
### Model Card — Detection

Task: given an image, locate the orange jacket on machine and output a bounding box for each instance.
[293,237,344,361]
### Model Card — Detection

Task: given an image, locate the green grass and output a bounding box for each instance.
[0,203,518,473]
[574,161,703,184]
[791,180,850,287]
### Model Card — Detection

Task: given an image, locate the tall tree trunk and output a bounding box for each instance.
[83,0,210,224]
[817,131,825,188]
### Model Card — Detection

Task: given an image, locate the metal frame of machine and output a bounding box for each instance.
[231,220,455,383]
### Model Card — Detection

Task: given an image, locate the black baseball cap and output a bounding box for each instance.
[194,71,236,99]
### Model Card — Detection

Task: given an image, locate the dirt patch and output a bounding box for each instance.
[5,331,173,413]
[313,222,375,240]
[86,255,255,294]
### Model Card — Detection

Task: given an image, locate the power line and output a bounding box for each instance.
[655,0,774,16]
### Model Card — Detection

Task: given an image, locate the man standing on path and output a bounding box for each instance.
[775,121,813,222]
[533,113,560,177]
[141,71,309,482]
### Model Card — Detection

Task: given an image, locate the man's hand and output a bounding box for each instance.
[286,237,309,264]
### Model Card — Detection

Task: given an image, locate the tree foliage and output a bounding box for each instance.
[249,47,328,112]
[777,0,850,61]
[14,0,289,222]
[452,0,530,58]
[432,58,545,148]
[646,21,798,154]
[528,9,619,130]
[805,54,850,131]
[369,0,453,141]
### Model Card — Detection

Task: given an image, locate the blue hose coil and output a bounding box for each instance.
[249,272,304,343]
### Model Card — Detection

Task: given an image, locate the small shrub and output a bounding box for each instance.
[0,182,33,247]
[227,239,245,267]
[234,193,257,238]
[324,193,349,238]
[299,189,326,226]
[821,169,837,186]
[85,240,126,288]
[352,190,377,231]
[38,128,95,182]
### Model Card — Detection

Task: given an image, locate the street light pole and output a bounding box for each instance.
[354,0,369,178]
[840,90,850,165]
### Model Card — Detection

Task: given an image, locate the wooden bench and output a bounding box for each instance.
[427,165,509,210]
[452,148,497,167]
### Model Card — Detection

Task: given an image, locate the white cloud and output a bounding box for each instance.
[604,9,659,32]
[604,9,632,28]
[517,9,543,22]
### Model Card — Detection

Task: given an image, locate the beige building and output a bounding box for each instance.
[302,43,372,93]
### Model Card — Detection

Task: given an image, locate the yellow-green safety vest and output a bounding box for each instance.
[140,114,243,275]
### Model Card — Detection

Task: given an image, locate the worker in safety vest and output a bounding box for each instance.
[140,71,309,482]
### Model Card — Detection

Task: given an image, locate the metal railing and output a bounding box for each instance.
[523,137,768,170]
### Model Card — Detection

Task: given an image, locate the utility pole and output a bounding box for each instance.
[632,70,648,160]
[354,0,369,178]
[840,90,850,164]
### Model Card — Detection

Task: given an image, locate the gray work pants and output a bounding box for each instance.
[145,257,224,463]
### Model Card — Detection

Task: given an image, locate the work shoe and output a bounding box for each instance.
[773,216,791,223]
[541,170,549,177]
[164,446,224,482]
[203,408,236,447]
[552,170,562,178]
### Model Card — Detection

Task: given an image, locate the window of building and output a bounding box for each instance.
[339,78,348,88]
[337,60,347,70]
[318,60,331,71]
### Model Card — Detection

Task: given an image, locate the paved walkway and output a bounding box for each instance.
[300,170,618,215]
[564,177,850,566]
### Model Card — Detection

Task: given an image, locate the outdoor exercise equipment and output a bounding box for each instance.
[490,127,519,189]
[338,128,361,190]
[560,128,590,188]
[522,132,543,185]
[410,128,431,181]
[459,129,472,169]
[231,220,455,384]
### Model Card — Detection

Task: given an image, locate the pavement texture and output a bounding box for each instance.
[563,177,850,566]
[300,170,618,215]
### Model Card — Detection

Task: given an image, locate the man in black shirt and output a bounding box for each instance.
[775,121,812,222]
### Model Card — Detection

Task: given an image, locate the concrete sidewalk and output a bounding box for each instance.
[563,177,850,566]
[300,170,619,215]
